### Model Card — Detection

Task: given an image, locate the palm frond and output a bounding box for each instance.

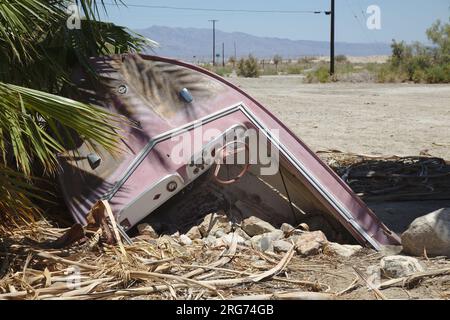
[0,0,156,227]
[0,82,124,176]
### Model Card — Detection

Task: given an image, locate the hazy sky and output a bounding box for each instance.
[101,0,450,44]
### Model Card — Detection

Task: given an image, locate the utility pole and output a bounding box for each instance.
[222,42,225,67]
[209,20,218,66]
[329,0,335,75]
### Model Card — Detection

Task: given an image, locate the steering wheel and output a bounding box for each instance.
[213,141,251,185]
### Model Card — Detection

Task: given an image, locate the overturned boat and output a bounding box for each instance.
[58,54,401,250]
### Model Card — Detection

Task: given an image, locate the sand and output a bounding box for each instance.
[229,76,450,160]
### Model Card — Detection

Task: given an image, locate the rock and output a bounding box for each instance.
[241,216,276,237]
[380,255,425,278]
[214,230,227,238]
[179,234,193,246]
[402,208,450,257]
[295,231,328,256]
[250,230,284,252]
[219,233,246,245]
[325,242,363,258]
[171,231,180,238]
[281,223,306,237]
[186,226,202,240]
[280,223,295,235]
[137,224,158,238]
[379,245,403,256]
[198,212,232,238]
[203,235,217,246]
[273,240,294,253]
[235,228,251,240]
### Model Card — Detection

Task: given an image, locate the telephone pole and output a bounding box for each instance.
[209,19,219,66]
[327,0,336,75]
[222,42,225,67]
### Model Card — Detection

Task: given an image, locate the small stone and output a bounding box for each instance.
[325,242,363,258]
[198,212,231,237]
[203,235,217,246]
[235,228,251,240]
[379,245,403,256]
[221,233,246,245]
[186,226,202,240]
[137,224,158,238]
[171,231,180,238]
[380,255,425,278]
[241,216,276,237]
[295,231,328,256]
[179,234,193,246]
[273,240,294,253]
[214,230,227,238]
[280,223,295,235]
[251,230,284,252]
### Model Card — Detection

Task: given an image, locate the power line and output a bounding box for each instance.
[104,3,325,14]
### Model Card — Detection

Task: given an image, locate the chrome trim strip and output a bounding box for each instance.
[103,103,243,199]
[238,105,380,250]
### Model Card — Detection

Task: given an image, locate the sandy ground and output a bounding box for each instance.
[312,55,389,64]
[229,76,450,160]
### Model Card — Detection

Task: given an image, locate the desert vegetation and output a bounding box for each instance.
[203,17,449,84]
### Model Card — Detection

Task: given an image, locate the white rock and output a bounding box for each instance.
[280,223,295,235]
[295,231,328,256]
[198,212,231,237]
[380,255,425,278]
[171,231,180,238]
[203,235,217,246]
[273,240,294,253]
[326,242,363,258]
[251,230,284,252]
[220,233,246,245]
[214,230,227,238]
[235,228,251,240]
[241,216,276,237]
[179,234,192,246]
[402,208,450,257]
[137,224,158,238]
[186,226,202,240]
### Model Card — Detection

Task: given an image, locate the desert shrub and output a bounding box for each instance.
[273,54,283,73]
[299,56,315,64]
[425,63,450,83]
[376,64,408,83]
[306,65,330,83]
[378,18,450,83]
[237,55,260,78]
[214,66,233,77]
[286,65,304,75]
[336,55,348,63]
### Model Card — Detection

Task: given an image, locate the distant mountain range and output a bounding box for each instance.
[138,26,391,61]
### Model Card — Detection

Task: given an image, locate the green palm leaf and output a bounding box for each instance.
[0,0,156,226]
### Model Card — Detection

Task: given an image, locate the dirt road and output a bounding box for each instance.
[230,76,450,160]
